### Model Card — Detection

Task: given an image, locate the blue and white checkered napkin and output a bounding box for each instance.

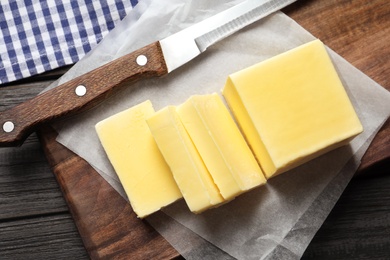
[0,0,139,85]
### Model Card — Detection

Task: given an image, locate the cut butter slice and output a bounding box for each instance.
[147,106,224,213]
[177,93,266,200]
[223,39,363,179]
[95,100,182,218]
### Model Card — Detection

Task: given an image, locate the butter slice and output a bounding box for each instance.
[147,106,224,213]
[95,100,182,218]
[177,93,266,200]
[223,40,363,179]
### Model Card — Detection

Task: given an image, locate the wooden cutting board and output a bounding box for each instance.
[38,0,390,259]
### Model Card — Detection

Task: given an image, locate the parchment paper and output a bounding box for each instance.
[48,0,390,259]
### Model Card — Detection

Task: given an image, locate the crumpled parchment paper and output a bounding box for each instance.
[45,0,390,259]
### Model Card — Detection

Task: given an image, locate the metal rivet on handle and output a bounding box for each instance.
[75,85,87,97]
[136,55,148,66]
[3,121,14,133]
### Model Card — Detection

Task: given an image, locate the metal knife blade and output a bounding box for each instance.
[161,0,296,72]
[0,0,295,147]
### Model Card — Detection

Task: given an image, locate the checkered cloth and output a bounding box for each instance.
[0,0,139,85]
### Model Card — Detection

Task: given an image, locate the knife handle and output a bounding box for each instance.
[0,42,168,147]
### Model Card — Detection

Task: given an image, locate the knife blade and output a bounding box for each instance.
[0,0,296,147]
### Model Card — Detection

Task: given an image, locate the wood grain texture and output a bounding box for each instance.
[0,137,68,220]
[38,126,180,260]
[284,0,390,177]
[0,0,389,259]
[0,42,168,146]
[0,214,87,259]
[0,79,87,259]
[302,175,390,259]
[0,81,69,220]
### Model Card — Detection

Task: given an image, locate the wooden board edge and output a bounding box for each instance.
[37,126,180,260]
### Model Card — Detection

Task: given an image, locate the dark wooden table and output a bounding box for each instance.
[1,0,389,259]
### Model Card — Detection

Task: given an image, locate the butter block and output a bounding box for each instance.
[177,93,266,200]
[223,39,363,179]
[147,106,224,213]
[95,100,182,218]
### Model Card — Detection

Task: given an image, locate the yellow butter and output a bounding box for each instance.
[95,100,182,218]
[177,93,266,200]
[223,39,363,179]
[147,106,224,213]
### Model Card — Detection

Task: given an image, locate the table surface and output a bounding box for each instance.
[1,0,389,259]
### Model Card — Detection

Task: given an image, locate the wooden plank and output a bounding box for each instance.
[0,78,69,219]
[0,214,88,260]
[302,175,390,259]
[0,75,85,258]
[0,81,53,110]
[0,66,71,89]
[0,134,68,220]
[285,0,390,88]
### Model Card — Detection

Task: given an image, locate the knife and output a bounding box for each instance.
[0,0,296,147]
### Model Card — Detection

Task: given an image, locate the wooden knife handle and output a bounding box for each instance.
[0,42,168,147]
